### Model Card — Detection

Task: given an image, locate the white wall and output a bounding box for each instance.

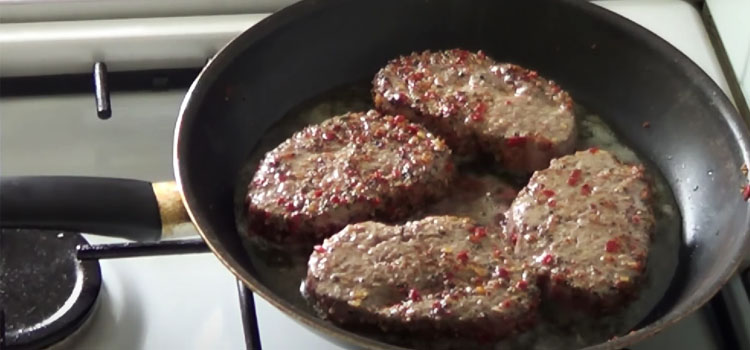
[706,0,750,105]
[0,0,297,22]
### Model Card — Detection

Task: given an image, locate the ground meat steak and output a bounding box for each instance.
[373,49,576,173]
[505,148,654,313]
[304,216,540,340]
[246,110,454,244]
[415,173,518,228]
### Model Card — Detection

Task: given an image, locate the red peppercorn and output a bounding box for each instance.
[409,72,424,81]
[456,250,469,264]
[503,300,513,308]
[548,199,557,208]
[504,100,512,105]
[394,115,406,124]
[406,124,419,134]
[581,184,592,195]
[496,267,509,279]
[493,248,502,259]
[277,197,287,205]
[423,91,438,100]
[527,70,539,79]
[743,185,750,201]
[472,226,487,238]
[589,147,599,154]
[541,254,554,265]
[395,93,409,103]
[510,233,518,245]
[313,245,326,254]
[542,189,556,197]
[322,130,336,141]
[455,49,469,63]
[516,280,528,290]
[506,136,527,147]
[471,102,488,122]
[605,239,620,253]
[408,288,422,302]
[469,232,485,244]
[432,301,443,311]
[392,168,402,178]
[330,195,341,204]
[631,215,641,224]
[568,169,582,186]
[278,173,288,182]
[314,189,323,198]
[474,102,487,114]
[477,50,486,59]
[285,202,296,212]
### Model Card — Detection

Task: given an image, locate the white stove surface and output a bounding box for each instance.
[0,1,735,349]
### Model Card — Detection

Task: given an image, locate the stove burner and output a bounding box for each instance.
[0,229,101,350]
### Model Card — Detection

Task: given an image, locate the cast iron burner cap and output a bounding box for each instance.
[0,229,101,350]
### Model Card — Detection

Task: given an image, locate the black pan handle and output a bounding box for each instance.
[0,176,191,241]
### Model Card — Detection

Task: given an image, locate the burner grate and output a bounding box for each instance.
[74,238,262,350]
[0,229,101,350]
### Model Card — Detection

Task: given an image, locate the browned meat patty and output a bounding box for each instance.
[373,49,576,173]
[304,216,540,340]
[246,110,454,245]
[505,148,654,313]
[415,173,518,228]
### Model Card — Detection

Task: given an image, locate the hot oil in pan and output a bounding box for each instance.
[233,83,681,350]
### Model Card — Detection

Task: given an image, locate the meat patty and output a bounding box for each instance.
[304,216,540,340]
[247,111,454,243]
[373,49,577,173]
[415,173,518,228]
[247,110,454,243]
[246,110,454,245]
[505,148,654,313]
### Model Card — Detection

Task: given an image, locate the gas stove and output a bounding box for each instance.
[1,1,749,350]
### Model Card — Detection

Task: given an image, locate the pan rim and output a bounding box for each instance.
[172,0,750,349]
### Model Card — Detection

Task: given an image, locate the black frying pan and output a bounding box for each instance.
[2,0,750,349]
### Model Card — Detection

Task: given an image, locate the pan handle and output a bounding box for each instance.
[0,176,191,241]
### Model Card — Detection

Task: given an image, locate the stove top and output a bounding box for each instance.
[1,1,749,350]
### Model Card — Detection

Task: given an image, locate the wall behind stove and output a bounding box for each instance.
[706,0,750,107]
[0,90,183,182]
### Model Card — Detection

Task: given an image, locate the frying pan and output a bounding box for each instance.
[2,0,749,349]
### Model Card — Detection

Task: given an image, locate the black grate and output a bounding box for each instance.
[73,238,262,350]
[238,281,263,350]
